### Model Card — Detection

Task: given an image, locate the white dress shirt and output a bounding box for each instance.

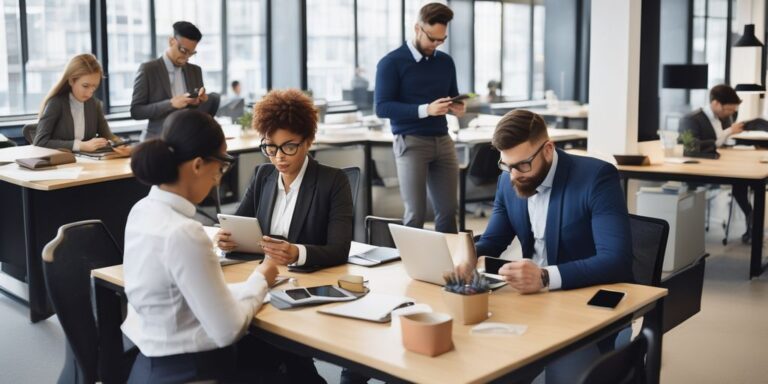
[68,93,85,151]
[163,53,187,97]
[500,150,563,290]
[121,186,268,356]
[702,104,733,147]
[270,156,309,266]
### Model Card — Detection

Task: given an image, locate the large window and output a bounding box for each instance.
[474,2,502,98]
[226,0,267,100]
[690,0,734,106]
[474,0,544,101]
[357,0,402,91]
[106,0,152,107]
[154,0,223,94]
[0,0,23,115]
[306,0,355,101]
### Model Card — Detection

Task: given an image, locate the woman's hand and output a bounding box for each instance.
[80,138,109,152]
[255,258,279,286]
[214,229,238,251]
[261,236,299,265]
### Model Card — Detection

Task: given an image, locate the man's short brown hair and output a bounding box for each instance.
[419,3,453,25]
[492,110,549,150]
[252,89,317,141]
[709,84,742,105]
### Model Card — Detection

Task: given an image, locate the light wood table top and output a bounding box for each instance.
[571,148,768,181]
[0,145,133,191]
[93,261,666,384]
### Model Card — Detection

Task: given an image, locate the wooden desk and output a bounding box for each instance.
[605,148,768,278]
[0,145,149,321]
[92,261,666,384]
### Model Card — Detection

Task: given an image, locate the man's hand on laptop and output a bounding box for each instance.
[499,260,544,294]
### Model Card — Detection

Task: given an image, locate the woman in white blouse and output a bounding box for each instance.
[33,53,130,155]
[122,109,278,383]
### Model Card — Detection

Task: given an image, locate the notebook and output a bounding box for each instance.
[318,293,414,323]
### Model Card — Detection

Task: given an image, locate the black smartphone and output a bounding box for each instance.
[483,257,508,275]
[587,289,625,309]
[187,88,200,98]
[449,94,470,103]
[110,139,138,148]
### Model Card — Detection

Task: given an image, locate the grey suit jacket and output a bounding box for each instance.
[235,157,354,267]
[34,94,116,150]
[129,56,204,137]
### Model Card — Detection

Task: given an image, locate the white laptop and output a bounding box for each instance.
[388,224,508,289]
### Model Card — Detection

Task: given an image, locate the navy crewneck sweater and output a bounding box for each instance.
[374,43,459,136]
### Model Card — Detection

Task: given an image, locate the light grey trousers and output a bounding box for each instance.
[393,134,458,233]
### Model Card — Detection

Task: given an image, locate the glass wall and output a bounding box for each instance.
[227,0,267,99]
[0,0,22,115]
[357,0,402,91]
[107,0,152,107]
[306,0,355,101]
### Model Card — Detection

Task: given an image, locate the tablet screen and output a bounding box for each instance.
[285,288,311,300]
[307,285,348,298]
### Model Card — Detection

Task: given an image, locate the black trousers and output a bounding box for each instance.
[732,184,753,229]
[128,334,326,384]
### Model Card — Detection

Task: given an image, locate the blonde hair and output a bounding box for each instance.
[39,53,103,116]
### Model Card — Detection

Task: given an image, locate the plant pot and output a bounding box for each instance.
[442,290,489,325]
[400,312,454,357]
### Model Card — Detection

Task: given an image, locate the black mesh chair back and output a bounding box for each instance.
[41,220,124,384]
[22,123,37,144]
[343,167,361,211]
[578,328,656,384]
[365,216,402,247]
[468,143,501,185]
[629,214,669,287]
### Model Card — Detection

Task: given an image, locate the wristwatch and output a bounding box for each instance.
[540,268,550,290]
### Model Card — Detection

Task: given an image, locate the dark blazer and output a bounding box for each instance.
[475,149,633,290]
[678,108,733,142]
[129,56,204,137]
[235,157,354,267]
[34,94,116,150]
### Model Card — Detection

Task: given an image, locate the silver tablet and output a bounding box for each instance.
[217,214,264,254]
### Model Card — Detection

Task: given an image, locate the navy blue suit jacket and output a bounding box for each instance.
[475,149,633,289]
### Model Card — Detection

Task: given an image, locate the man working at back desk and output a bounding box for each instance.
[130,21,219,140]
[462,109,634,383]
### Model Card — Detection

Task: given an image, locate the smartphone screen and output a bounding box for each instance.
[483,257,507,275]
[587,289,625,309]
[306,285,347,298]
[285,288,311,300]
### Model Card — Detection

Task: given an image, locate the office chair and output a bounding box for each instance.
[629,214,669,287]
[577,327,657,384]
[197,157,238,224]
[22,123,37,144]
[41,220,136,384]
[364,216,402,248]
[342,166,361,211]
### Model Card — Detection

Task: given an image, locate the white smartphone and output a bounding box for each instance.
[217,214,264,254]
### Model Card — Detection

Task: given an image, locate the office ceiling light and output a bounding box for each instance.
[733,24,763,47]
[734,83,766,93]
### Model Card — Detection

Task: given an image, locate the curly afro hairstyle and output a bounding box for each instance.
[252,89,317,142]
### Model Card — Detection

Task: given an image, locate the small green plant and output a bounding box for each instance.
[679,130,696,153]
[237,111,253,132]
[443,270,490,295]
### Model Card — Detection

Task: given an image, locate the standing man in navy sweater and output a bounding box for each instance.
[375,2,464,234]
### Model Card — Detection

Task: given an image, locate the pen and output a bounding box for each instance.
[350,254,379,264]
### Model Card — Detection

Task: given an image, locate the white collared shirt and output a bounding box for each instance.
[501,150,563,290]
[162,53,187,97]
[270,156,309,266]
[702,104,733,147]
[68,93,85,151]
[121,186,268,356]
[406,40,432,120]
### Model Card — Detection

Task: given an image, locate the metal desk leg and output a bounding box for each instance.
[459,167,467,232]
[645,297,665,384]
[750,181,766,278]
[364,142,373,217]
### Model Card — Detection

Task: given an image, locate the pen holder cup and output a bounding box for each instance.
[400,312,454,357]
[442,290,489,325]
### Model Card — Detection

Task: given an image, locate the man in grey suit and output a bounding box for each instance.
[130,21,219,139]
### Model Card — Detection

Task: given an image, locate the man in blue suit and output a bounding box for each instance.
[473,109,633,293]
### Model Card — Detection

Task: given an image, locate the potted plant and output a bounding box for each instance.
[236,111,253,135]
[442,270,490,325]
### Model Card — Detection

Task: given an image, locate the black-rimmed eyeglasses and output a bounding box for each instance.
[175,37,197,57]
[419,25,447,44]
[497,141,549,173]
[207,153,235,175]
[260,140,304,157]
